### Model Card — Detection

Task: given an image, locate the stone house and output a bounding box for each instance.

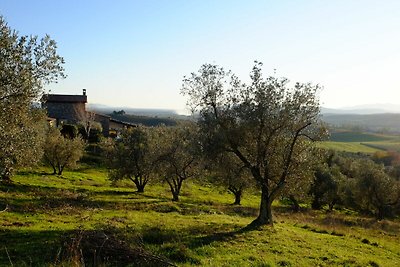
[42,89,136,137]
[43,89,88,125]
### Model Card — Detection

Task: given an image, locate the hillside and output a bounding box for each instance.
[108,113,179,127]
[322,113,400,133]
[0,167,399,266]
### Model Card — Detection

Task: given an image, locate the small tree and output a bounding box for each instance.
[210,152,253,205]
[104,127,153,192]
[182,62,325,226]
[43,128,85,175]
[309,165,342,210]
[308,150,342,210]
[351,160,399,220]
[78,111,103,143]
[152,124,201,201]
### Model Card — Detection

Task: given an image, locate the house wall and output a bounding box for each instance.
[45,102,87,124]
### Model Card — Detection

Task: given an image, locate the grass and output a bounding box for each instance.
[329,131,392,143]
[317,141,383,153]
[319,130,400,153]
[0,166,399,266]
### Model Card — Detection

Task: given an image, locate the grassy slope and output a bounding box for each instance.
[0,167,399,266]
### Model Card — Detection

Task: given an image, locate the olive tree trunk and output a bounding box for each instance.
[131,176,148,193]
[252,185,273,226]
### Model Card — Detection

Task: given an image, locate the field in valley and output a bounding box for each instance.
[0,167,399,266]
[319,130,400,154]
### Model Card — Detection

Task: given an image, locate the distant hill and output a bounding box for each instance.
[108,112,178,127]
[321,107,386,115]
[88,103,400,132]
[322,113,400,133]
[322,103,400,115]
[87,103,190,118]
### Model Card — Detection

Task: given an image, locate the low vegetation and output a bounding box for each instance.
[0,167,399,266]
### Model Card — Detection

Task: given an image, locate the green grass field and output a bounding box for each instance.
[319,131,400,154]
[0,166,399,266]
[317,141,383,153]
[328,132,392,143]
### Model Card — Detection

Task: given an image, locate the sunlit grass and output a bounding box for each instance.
[0,166,399,266]
[317,141,382,153]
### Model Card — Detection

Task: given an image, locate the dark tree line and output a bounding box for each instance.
[308,150,400,220]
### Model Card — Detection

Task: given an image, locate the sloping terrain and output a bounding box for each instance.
[0,167,399,266]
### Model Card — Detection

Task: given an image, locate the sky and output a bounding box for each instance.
[1,0,400,113]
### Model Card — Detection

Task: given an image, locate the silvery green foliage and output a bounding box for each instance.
[104,127,154,192]
[0,16,65,180]
[182,62,325,225]
[151,123,201,201]
[43,128,85,175]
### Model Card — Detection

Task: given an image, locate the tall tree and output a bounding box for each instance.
[182,62,325,226]
[0,16,65,181]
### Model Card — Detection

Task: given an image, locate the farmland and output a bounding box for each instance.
[319,130,400,154]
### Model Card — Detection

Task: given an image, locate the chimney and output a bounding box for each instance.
[83,88,87,96]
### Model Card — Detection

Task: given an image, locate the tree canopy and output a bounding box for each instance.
[43,128,85,175]
[0,16,65,181]
[182,62,325,226]
[152,123,201,201]
[103,127,154,192]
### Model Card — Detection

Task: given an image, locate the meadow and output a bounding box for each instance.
[0,166,399,266]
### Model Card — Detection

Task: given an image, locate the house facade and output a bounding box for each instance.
[43,90,87,125]
[42,89,136,137]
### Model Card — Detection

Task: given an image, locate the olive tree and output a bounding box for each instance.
[0,16,65,181]
[152,124,201,201]
[103,127,154,192]
[210,152,253,205]
[43,128,85,175]
[181,62,324,226]
[308,150,342,210]
[350,160,399,220]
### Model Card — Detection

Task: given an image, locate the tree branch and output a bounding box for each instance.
[270,122,312,199]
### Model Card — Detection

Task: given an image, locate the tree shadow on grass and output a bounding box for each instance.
[0,229,71,266]
[187,223,267,249]
[0,228,175,267]
[0,181,178,216]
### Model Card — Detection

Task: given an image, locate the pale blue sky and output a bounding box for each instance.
[1,0,400,112]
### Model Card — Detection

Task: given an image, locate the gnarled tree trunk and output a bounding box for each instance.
[228,186,243,205]
[252,185,273,226]
[131,176,147,193]
[167,177,183,202]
